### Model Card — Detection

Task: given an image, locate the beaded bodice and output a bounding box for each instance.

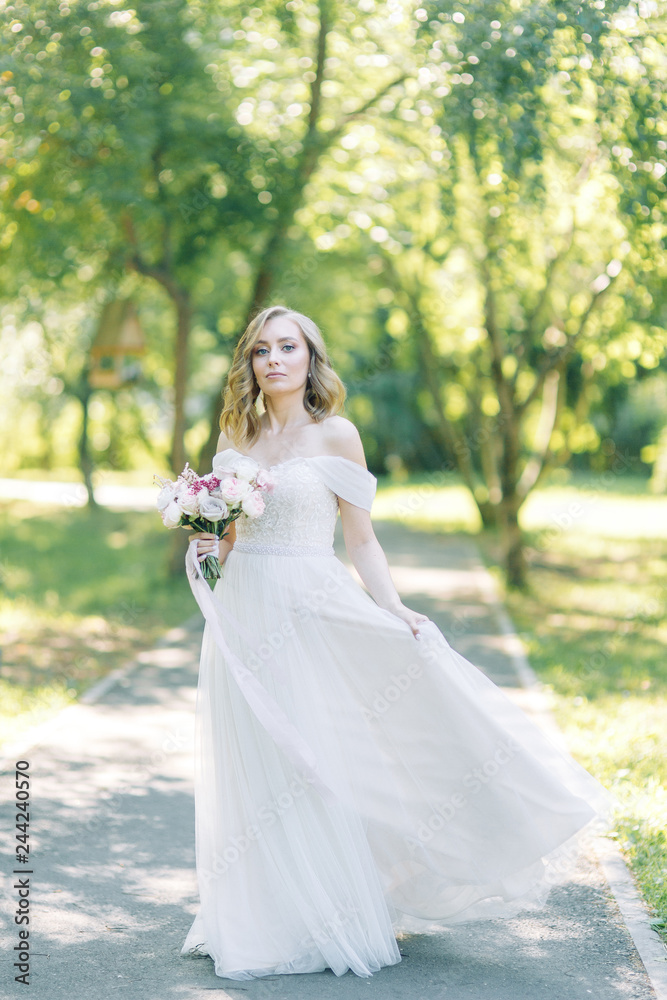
[236,458,340,553]
[212,448,377,557]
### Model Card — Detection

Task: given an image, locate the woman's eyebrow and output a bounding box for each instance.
[255,337,297,345]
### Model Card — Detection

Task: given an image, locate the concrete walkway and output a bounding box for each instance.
[0,523,660,1000]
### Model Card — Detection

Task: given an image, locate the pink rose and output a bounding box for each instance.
[255,469,275,492]
[241,490,265,519]
[219,476,251,504]
[178,487,203,516]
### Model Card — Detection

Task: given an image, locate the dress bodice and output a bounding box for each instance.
[236,459,340,553]
[212,449,377,555]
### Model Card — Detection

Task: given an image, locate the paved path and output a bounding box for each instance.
[0,523,658,1000]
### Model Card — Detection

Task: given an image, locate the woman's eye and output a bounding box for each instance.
[282,344,294,351]
[255,348,268,355]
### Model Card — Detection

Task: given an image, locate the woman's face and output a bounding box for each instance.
[251,317,311,397]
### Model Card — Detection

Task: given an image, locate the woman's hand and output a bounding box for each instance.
[390,603,430,638]
[189,531,219,562]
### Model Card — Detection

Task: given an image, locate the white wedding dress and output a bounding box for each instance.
[181,449,612,980]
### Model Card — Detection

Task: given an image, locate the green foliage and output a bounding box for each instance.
[1,0,666,493]
[1,0,263,285]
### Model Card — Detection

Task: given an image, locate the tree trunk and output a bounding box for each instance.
[39,408,54,470]
[168,527,191,578]
[161,287,192,577]
[499,496,527,590]
[78,378,98,509]
[122,212,192,478]
[477,500,499,530]
[170,290,191,476]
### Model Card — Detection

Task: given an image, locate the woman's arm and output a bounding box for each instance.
[218,518,236,565]
[339,501,428,636]
[327,417,429,637]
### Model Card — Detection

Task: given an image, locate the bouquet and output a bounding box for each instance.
[154,456,273,580]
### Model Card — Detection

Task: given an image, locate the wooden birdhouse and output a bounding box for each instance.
[89,299,146,389]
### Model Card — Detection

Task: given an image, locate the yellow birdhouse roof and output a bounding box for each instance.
[90,300,146,357]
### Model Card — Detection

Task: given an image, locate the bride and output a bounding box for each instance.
[181,304,611,980]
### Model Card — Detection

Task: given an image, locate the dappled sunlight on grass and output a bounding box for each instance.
[521,487,667,538]
[0,677,76,746]
[2,467,165,487]
[0,499,193,746]
[374,471,667,539]
[503,529,667,937]
[551,692,667,937]
[374,477,482,533]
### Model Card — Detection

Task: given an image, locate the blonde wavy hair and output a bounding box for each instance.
[219,305,347,447]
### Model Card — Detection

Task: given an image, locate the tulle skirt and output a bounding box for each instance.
[181,549,612,979]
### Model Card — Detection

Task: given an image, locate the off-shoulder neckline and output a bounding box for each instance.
[213,447,374,476]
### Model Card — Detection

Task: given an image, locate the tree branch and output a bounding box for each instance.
[150,143,173,272]
[479,257,516,432]
[518,263,621,414]
[382,255,479,493]
[522,224,575,342]
[122,211,185,304]
[307,0,328,134]
[326,74,408,147]
[516,367,561,499]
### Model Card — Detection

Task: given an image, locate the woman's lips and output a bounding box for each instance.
[265,372,286,378]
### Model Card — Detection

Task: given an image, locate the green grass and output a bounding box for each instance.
[0,499,193,747]
[373,471,667,940]
[499,529,667,940]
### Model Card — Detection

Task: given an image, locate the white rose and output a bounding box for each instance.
[161,499,182,528]
[199,496,228,522]
[156,483,178,511]
[219,476,252,504]
[178,488,201,517]
[211,457,234,477]
[233,456,260,482]
[241,490,265,519]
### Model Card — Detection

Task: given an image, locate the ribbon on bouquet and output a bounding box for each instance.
[185,540,336,803]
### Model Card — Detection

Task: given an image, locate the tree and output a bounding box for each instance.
[1,0,263,473]
[2,0,416,476]
[196,0,411,469]
[303,0,667,586]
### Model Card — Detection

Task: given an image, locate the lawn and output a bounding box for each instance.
[501,528,667,942]
[374,471,667,940]
[0,499,193,746]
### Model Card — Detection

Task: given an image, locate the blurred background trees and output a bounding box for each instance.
[2,0,666,585]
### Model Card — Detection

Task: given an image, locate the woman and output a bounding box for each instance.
[181,305,611,981]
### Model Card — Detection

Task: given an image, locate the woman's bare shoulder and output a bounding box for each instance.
[318,416,366,467]
[216,429,236,453]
